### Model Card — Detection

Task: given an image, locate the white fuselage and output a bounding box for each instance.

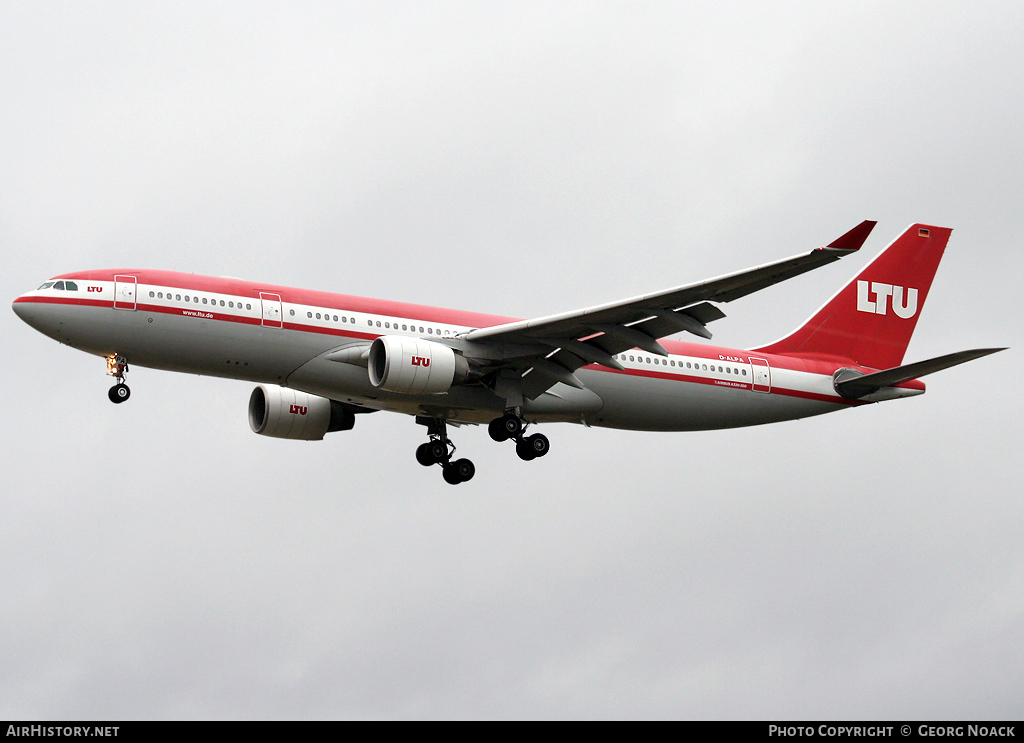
[13,270,921,433]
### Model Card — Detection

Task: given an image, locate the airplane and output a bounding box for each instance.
[12,221,1004,485]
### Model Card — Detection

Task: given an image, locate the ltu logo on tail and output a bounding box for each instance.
[857,281,918,318]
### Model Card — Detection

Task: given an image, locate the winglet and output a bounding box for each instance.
[826,220,877,252]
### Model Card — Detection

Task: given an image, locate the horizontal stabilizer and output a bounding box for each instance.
[834,348,1006,399]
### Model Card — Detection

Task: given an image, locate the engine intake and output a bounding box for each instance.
[368,336,470,394]
[248,384,355,440]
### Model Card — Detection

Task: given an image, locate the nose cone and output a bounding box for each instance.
[12,293,50,336]
[12,295,32,323]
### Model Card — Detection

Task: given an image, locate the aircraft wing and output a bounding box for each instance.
[461,221,876,400]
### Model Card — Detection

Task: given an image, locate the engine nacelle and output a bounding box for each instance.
[368,335,470,394]
[248,384,355,440]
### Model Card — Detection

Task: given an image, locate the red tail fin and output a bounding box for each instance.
[751,224,951,369]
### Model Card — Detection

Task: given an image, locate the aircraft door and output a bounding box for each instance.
[749,357,771,393]
[114,275,137,310]
[260,292,283,328]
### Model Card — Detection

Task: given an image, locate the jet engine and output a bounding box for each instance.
[248,384,355,440]
[368,335,470,394]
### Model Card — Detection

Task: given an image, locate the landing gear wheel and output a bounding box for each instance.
[526,433,549,458]
[108,383,130,404]
[500,413,523,438]
[428,440,448,462]
[442,463,463,485]
[417,416,476,482]
[488,417,511,442]
[452,458,475,482]
[516,438,537,461]
[416,442,436,466]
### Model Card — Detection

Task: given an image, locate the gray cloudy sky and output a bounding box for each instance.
[2,1,1022,720]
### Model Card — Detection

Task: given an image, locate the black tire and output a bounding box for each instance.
[108,384,130,404]
[452,458,475,482]
[416,442,435,466]
[429,440,448,463]
[488,417,510,442]
[442,464,462,485]
[516,438,537,461]
[527,433,549,458]
[500,414,522,437]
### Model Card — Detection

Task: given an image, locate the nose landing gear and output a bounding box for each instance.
[488,412,549,461]
[415,417,475,485]
[106,355,130,404]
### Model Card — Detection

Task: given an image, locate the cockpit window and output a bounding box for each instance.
[64,281,78,291]
[53,281,66,290]
[37,282,54,290]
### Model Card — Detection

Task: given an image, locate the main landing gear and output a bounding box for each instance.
[415,417,475,485]
[106,354,130,404]
[488,412,549,461]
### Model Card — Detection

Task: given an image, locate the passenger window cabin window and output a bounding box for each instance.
[246,303,251,310]
[228,301,233,308]
[158,292,163,299]
[385,322,390,329]
[333,315,338,322]
[402,324,408,331]
[202,298,208,304]
[185,295,190,302]
[176,294,182,301]
[307,312,312,318]
[149,291,155,298]
[220,300,225,307]
[428,328,433,334]
[376,321,381,327]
